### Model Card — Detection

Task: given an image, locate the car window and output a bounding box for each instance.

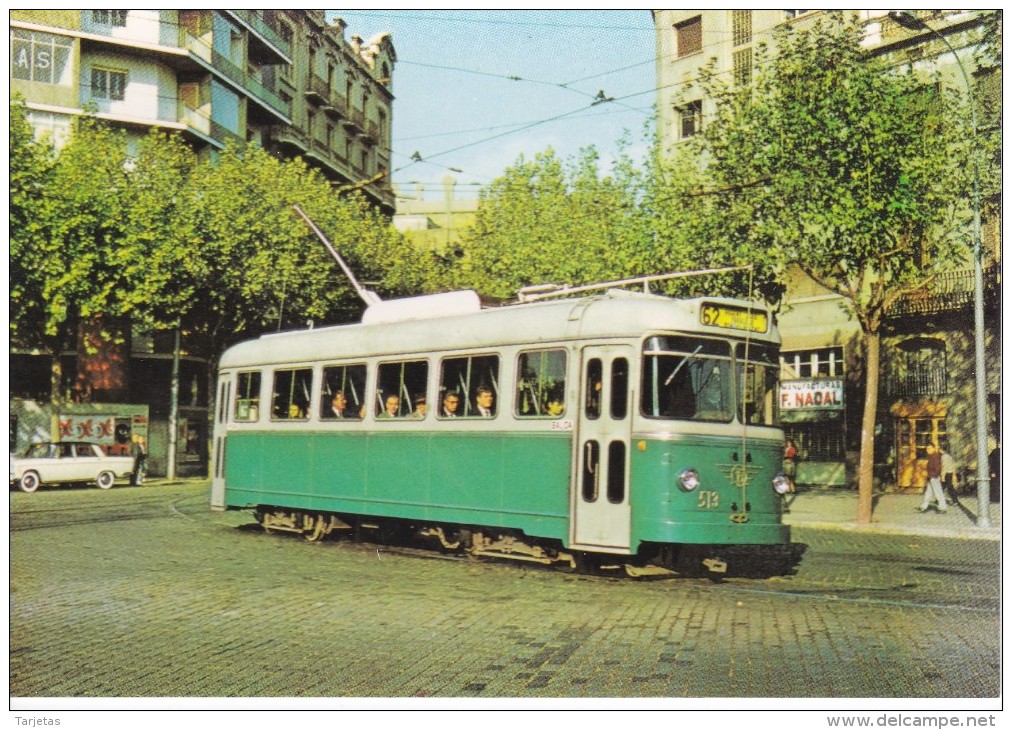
[75,444,94,457]
[58,443,74,458]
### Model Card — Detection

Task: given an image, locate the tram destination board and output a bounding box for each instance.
[700,302,768,334]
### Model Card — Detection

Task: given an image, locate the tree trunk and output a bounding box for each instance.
[857,328,880,524]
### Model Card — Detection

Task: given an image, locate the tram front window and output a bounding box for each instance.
[736,343,779,426]
[641,336,733,422]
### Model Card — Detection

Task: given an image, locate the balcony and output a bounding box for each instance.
[304,74,329,105]
[886,368,948,398]
[211,49,291,121]
[224,10,291,63]
[268,124,309,154]
[342,107,366,134]
[886,267,999,317]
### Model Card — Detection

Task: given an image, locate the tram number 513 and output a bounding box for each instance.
[697,490,720,509]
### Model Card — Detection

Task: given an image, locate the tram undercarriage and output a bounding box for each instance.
[250,505,794,578]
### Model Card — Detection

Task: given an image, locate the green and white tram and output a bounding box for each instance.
[210,286,792,575]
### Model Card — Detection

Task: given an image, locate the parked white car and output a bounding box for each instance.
[10,441,136,493]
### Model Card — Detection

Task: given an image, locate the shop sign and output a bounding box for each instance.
[780,379,844,411]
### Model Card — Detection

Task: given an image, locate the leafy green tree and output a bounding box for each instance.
[184,144,423,384]
[9,99,62,402]
[656,13,973,522]
[455,145,651,300]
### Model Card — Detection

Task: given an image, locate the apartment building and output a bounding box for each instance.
[652,10,1001,492]
[10,9,395,213]
[9,10,397,475]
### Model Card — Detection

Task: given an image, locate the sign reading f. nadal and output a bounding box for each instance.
[779,379,844,411]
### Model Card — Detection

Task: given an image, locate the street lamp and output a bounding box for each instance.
[888,11,991,528]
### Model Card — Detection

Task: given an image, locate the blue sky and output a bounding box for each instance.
[331,10,658,200]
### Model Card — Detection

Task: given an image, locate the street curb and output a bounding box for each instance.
[787,519,1001,541]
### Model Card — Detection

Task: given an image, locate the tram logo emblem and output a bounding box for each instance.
[719,463,760,488]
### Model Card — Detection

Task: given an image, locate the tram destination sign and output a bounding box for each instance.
[700,303,768,334]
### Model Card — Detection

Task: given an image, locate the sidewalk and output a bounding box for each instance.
[783,488,1002,541]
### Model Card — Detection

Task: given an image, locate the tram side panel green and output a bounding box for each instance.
[223,431,570,541]
[631,436,789,547]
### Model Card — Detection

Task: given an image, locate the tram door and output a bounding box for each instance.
[210,373,232,509]
[572,346,633,550]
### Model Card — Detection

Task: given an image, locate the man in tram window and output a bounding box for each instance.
[441,391,461,418]
[378,394,401,419]
[475,385,495,417]
[326,391,350,419]
[411,395,427,419]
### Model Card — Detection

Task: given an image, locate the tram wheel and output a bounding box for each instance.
[303,514,328,542]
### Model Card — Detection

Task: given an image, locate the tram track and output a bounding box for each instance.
[13,487,997,614]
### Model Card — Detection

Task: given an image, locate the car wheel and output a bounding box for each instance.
[96,471,116,490]
[18,471,41,493]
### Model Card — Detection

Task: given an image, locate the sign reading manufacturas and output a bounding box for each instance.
[779,379,844,411]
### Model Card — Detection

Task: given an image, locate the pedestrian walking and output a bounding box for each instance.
[917,443,947,513]
[130,434,147,486]
[940,448,958,505]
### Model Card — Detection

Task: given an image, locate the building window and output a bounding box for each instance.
[890,338,947,396]
[780,347,844,379]
[784,11,812,20]
[677,100,702,139]
[784,421,846,462]
[92,10,127,26]
[91,67,126,101]
[731,10,752,46]
[675,16,702,58]
[26,110,72,147]
[733,47,752,87]
[11,29,73,85]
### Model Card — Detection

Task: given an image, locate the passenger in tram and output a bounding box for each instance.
[475,386,495,417]
[546,387,565,417]
[411,395,427,419]
[378,394,401,419]
[327,391,350,419]
[441,391,461,418]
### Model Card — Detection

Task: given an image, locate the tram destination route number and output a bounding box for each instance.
[700,303,768,334]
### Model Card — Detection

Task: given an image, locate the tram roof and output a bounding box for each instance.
[219,289,779,369]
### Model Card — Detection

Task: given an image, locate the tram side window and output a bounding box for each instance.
[320,364,366,420]
[234,371,261,422]
[610,358,629,420]
[376,360,428,419]
[439,354,499,418]
[585,359,603,420]
[516,349,567,418]
[736,343,779,426]
[641,336,733,422]
[271,368,313,420]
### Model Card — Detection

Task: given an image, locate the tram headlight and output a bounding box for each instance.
[677,468,701,492]
[772,472,794,495]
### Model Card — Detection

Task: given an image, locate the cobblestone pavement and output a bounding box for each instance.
[10,480,1001,703]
